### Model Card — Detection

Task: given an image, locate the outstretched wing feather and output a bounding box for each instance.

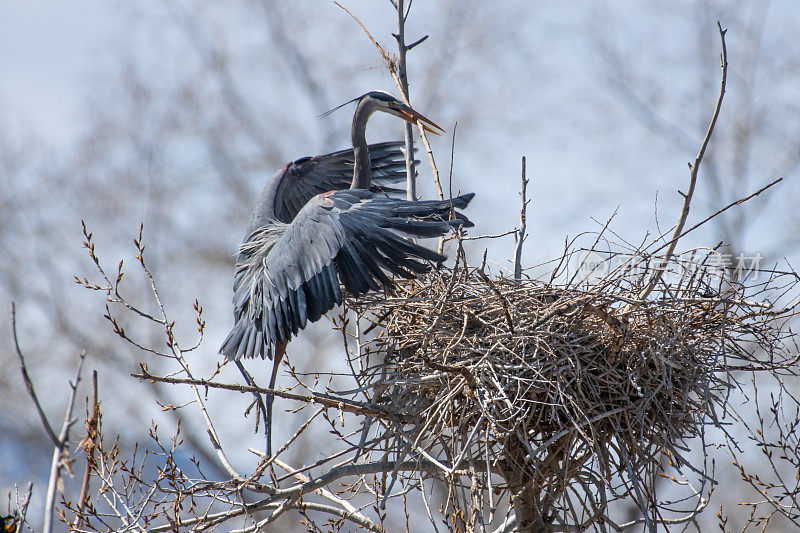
[220,190,474,360]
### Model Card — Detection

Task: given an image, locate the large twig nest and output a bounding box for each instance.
[349,250,798,526]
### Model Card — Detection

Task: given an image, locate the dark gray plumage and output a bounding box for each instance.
[221,188,474,360]
[219,91,471,455]
[221,91,466,362]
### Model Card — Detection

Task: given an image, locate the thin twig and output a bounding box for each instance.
[133,367,414,423]
[442,122,458,255]
[11,302,59,447]
[74,369,99,529]
[513,156,529,282]
[394,0,417,201]
[43,351,86,533]
[631,22,728,308]
[651,176,782,257]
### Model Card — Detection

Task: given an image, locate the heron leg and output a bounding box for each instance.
[235,361,268,433]
[266,341,287,458]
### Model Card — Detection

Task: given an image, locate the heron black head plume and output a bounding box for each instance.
[319,96,361,119]
[319,91,400,119]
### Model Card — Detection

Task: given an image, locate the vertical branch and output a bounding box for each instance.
[628,22,728,309]
[44,351,86,533]
[75,370,100,529]
[13,302,86,533]
[336,2,442,204]
[441,123,458,255]
[393,0,416,201]
[20,482,33,529]
[513,483,542,533]
[514,156,529,282]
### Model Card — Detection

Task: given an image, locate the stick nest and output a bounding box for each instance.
[349,251,799,527]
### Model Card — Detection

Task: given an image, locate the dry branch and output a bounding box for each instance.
[394,0,418,201]
[335,1,445,206]
[44,350,86,533]
[132,366,414,423]
[12,302,60,447]
[632,22,728,308]
[514,156,529,282]
[74,369,100,529]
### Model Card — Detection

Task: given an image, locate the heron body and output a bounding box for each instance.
[220,91,474,453]
[220,141,418,360]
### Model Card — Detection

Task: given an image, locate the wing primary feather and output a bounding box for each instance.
[296,285,308,328]
[337,242,379,294]
[254,330,265,360]
[349,238,394,286]
[305,269,324,321]
[244,326,258,360]
[266,301,278,345]
[317,267,334,313]
[287,289,300,334]
[275,298,291,342]
[235,328,250,360]
[326,263,343,305]
[221,181,475,367]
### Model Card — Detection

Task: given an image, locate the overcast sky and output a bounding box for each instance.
[0,1,122,142]
[6,1,798,264]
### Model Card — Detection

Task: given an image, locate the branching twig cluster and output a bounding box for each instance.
[348,236,800,530]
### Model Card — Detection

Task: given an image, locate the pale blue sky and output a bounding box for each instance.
[0,1,126,142]
[5,1,798,265]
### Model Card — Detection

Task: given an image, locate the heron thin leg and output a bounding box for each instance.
[235,361,268,433]
[266,341,287,458]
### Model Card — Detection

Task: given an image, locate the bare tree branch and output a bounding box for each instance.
[335,1,445,207]
[630,22,728,308]
[43,350,86,533]
[394,0,418,201]
[74,369,99,529]
[132,366,413,423]
[513,156,529,282]
[11,302,59,447]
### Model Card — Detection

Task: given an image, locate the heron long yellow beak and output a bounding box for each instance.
[396,105,445,136]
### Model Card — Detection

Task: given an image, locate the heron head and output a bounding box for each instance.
[321,91,445,135]
[363,91,444,135]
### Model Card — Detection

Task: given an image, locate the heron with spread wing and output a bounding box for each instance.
[220,91,474,453]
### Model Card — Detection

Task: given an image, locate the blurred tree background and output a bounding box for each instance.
[2,0,799,530]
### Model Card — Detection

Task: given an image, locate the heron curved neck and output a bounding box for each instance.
[350,100,374,189]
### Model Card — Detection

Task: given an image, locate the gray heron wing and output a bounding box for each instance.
[273,141,414,223]
[220,190,475,361]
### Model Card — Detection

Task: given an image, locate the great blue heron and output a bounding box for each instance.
[220,91,474,453]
